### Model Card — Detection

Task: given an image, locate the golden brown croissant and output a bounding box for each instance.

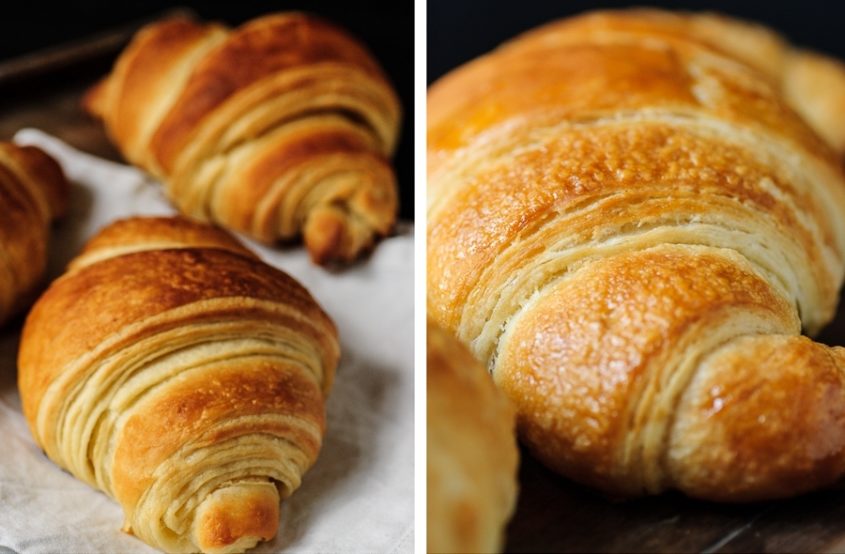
[84,13,401,265]
[18,216,340,553]
[428,9,845,501]
[427,321,518,553]
[0,142,68,325]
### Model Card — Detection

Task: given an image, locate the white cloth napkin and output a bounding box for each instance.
[0,129,414,554]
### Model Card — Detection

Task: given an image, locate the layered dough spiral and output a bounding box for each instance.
[18,217,340,553]
[85,13,401,264]
[428,9,845,500]
[427,321,518,553]
[0,142,68,324]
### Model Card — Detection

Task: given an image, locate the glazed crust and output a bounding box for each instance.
[85,13,401,265]
[427,321,518,553]
[18,216,340,553]
[0,142,68,325]
[428,9,845,501]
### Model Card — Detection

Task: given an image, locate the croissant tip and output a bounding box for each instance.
[303,208,358,266]
[192,484,280,554]
[81,78,108,119]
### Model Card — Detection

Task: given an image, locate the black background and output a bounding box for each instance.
[0,0,414,220]
[429,0,845,84]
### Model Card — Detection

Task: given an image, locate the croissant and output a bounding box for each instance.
[427,321,518,553]
[84,13,401,265]
[18,216,340,553]
[0,142,68,325]
[428,9,845,501]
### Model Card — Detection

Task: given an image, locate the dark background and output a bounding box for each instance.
[429,0,845,84]
[0,0,414,220]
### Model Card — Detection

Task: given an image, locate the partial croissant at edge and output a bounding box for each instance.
[0,142,68,325]
[18,216,340,553]
[84,12,401,265]
[427,9,845,501]
[427,321,518,553]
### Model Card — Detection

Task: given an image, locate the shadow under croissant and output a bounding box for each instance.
[814,288,845,346]
[271,345,401,551]
[253,222,405,273]
[0,328,20,396]
[507,449,845,553]
[43,180,93,281]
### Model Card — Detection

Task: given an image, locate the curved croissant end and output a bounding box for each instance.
[427,321,518,553]
[428,9,845,501]
[85,13,401,265]
[18,216,340,553]
[0,142,68,325]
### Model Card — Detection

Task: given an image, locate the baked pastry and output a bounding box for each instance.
[84,13,401,265]
[428,9,845,501]
[0,142,68,325]
[18,216,340,553]
[427,321,518,553]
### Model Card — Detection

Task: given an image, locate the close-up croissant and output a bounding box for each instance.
[0,142,68,325]
[428,7,845,502]
[84,12,402,265]
[17,216,340,554]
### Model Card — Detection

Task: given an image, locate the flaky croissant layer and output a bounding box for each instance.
[18,217,340,553]
[85,12,401,265]
[428,9,845,501]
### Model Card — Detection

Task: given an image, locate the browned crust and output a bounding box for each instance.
[151,13,386,174]
[69,215,258,271]
[20,223,335,423]
[428,23,832,161]
[82,17,227,167]
[498,247,794,491]
[428,122,837,332]
[668,336,845,501]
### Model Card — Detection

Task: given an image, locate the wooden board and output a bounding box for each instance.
[505,295,845,552]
